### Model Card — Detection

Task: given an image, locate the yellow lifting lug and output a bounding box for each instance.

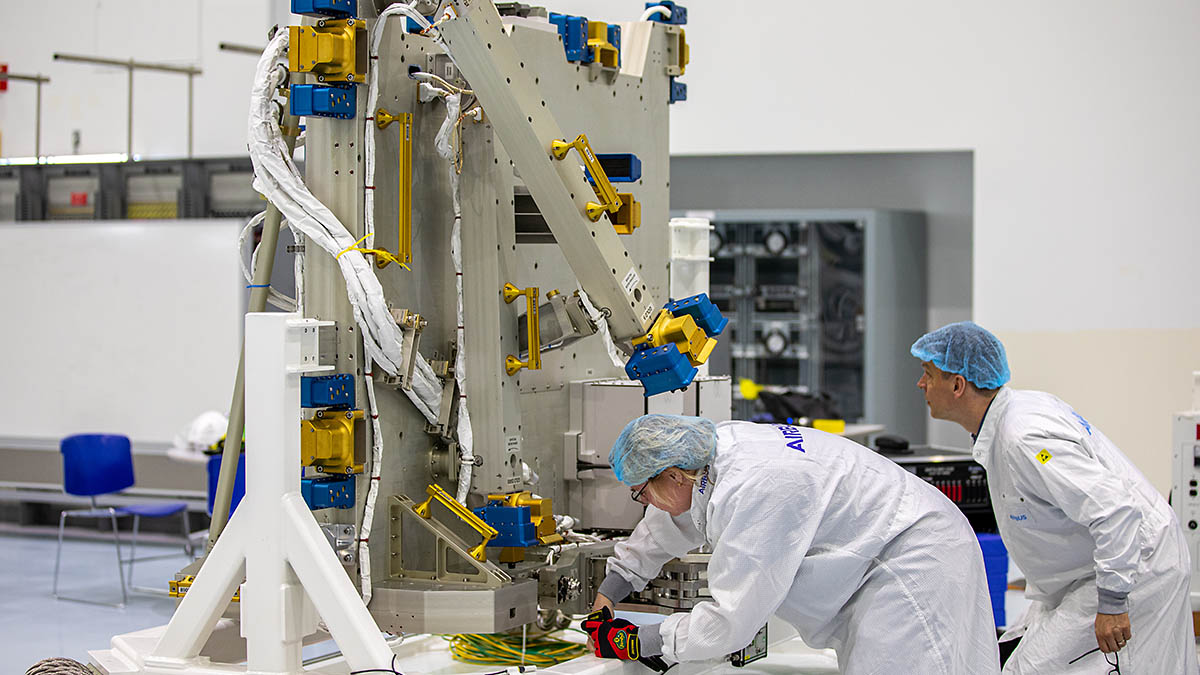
[502,282,541,375]
[375,108,413,267]
[631,309,716,367]
[550,134,623,223]
[301,409,365,475]
[288,18,367,85]
[415,484,498,562]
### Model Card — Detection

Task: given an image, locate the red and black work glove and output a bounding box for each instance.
[583,607,641,660]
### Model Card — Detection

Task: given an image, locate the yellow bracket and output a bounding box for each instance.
[631,309,716,367]
[288,19,367,85]
[665,25,689,77]
[587,21,620,69]
[487,491,564,545]
[375,108,413,267]
[301,409,364,474]
[613,192,641,234]
[550,134,623,222]
[415,484,498,562]
[502,282,541,376]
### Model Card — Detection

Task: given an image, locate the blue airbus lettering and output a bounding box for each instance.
[775,425,806,452]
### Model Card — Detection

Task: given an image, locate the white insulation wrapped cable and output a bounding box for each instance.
[248,32,442,423]
[430,90,476,504]
[292,226,305,315]
[239,211,298,311]
[577,289,629,369]
[359,347,385,605]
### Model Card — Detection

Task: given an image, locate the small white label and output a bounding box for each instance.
[622,268,640,296]
[506,435,520,453]
[641,304,655,322]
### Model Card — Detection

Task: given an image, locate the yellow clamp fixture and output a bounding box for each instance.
[587,21,620,69]
[375,108,413,268]
[288,19,367,84]
[550,134,623,222]
[415,484,498,562]
[503,282,541,376]
[301,409,365,474]
[488,492,564,545]
[665,25,689,77]
[631,309,716,367]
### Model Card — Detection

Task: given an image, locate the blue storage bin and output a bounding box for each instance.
[977,533,1008,627]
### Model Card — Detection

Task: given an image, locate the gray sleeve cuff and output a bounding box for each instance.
[638,623,664,657]
[1097,587,1130,614]
[598,573,635,605]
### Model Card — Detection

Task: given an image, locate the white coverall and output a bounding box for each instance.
[602,421,1001,674]
[974,387,1197,674]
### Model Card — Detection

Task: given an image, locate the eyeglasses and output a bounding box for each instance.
[630,482,650,504]
[1068,647,1120,674]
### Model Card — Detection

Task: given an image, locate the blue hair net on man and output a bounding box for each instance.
[609,414,717,486]
[910,321,1011,389]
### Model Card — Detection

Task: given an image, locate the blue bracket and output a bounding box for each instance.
[290,84,356,120]
[644,1,687,25]
[594,153,642,183]
[474,504,538,547]
[549,13,593,64]
[666,293,727,336]
[292,0,356,18]
[300,374,355,409]
[669,77,687,104]
[626,343,698,397]
[301,475,356,509]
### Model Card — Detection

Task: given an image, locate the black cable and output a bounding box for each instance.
[350,654,403,674]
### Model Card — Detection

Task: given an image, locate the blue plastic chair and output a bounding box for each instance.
[54,434,192,607]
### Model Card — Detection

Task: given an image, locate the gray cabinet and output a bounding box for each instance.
[695,209,928,443]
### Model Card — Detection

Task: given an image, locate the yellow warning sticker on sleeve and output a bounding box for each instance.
[1036,449,1053,464]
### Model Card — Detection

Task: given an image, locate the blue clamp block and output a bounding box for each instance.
[607,23,622,66]
[474,504,538,547]
[290,84,356,120]
[645,1,687,25]
[594,153,642,183]
[301,475,356,509]
[626,343,698,397]
[549,13,593,63]
[301,374,355,409]
[666,293,727,336]
[292,0,356,18]
[669,77,687,104]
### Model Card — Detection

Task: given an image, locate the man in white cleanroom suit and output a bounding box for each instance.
[912,321,1198,674]
[587,414,1001,674]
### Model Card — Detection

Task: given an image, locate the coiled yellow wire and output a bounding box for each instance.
[443,630,589,667]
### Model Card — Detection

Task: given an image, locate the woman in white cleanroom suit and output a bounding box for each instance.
[586,414,1001,674]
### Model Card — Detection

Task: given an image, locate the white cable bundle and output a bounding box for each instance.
[577,289,629,370]
[248,31,442,424]
[238,211,299,312]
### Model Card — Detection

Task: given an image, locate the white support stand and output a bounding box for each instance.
[90,314,397,674]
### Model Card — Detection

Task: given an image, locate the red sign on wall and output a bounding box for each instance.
[0,64,8,92]
[70,192,89,207]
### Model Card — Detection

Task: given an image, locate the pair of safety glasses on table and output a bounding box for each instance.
[1067,647,1120,674]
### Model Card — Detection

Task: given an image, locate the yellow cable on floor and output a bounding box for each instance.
[444,630,589,667]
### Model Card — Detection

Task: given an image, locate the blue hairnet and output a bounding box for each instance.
[609,415,717,486]
[910,321,1011,389]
